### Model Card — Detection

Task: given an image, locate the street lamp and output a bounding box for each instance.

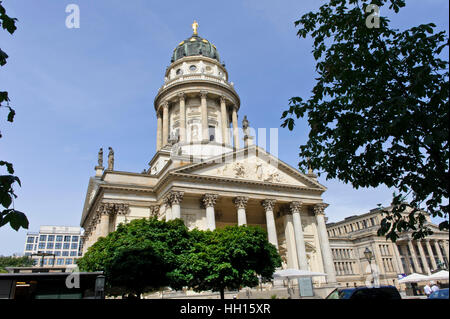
[32,251,56,268]
[95,275,106,299]
[364,247,376,286]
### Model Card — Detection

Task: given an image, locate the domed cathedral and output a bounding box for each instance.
[79,21,338,296]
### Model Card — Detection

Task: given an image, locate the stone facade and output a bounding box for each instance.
[327,207,449,288]
[79,25,338,292]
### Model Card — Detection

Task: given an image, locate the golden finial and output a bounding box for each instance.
[192,20,199,35]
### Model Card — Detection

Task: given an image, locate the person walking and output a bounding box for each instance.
[424,283,432,297]
[431,281,439,293]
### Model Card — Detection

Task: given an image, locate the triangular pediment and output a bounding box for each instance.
[171,146,326,190]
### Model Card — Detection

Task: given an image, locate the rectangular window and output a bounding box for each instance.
[70,251,77,256]
[27,237,35,244]
[62,251,69,256]
[63,243,70,249]
[71,243,78,250]
[57,258,64,265]
[24,252,31,256]
[48,259,54,265]
[26,244,33,251]
[208,126,215,141]
[54,251,61,256]
[39,235,47,242]
[56,235,63,242]
[71,236,79,242]
[64,236,71,242]
[55,243,62,249]
[46,243,53,249]
[38,243,45,249]
[65,259,73,265]
[47,235,55,242]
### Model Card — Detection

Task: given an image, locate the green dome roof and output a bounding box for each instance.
[171,34,220,63]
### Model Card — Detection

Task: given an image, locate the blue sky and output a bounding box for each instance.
[1,0,448,255]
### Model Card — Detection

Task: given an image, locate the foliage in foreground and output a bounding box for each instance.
[77,218,281,298]
[0,1,28,231]
[281,0,449,241]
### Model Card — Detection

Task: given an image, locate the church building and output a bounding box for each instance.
[79,22,338,294]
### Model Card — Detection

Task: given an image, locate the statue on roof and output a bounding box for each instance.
[97,148,103,167]
[242,115,249,136]
[107,147,114,171]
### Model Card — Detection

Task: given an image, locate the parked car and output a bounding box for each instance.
[326,286,402,299]
[428,288,449,299]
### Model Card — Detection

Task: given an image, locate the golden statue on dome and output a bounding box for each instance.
[192,20,199,35]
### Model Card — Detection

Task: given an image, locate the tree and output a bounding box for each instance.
[177,225,281,299]
[77,218,191,298]
[0,1,28,231]
[281,0,449,242]
[0,255,34,272]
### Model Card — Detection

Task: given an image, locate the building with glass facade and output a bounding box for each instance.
[23,226,83,267]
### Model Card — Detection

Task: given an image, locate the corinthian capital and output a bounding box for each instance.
[163,194,172,207]
[149,205,160,218]
[313,203,329,216]
[261,199,276,211]
[219,95,227,104]
[290,201,304,214]
[234,196,249,209]
[200,90,208,99]
[170,191,184,205]
[177,92,186,101]
[202,194,218,208]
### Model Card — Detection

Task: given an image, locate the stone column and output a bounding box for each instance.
[200,91,208,141]
[425,239,438,270]
[408,240,422,273]
[156,110,162,151]
[232,106,239,149]
[163,195,172,221]
[170,191,184,219]
[162,101,169,147]
[393,243,405,274]
[442,240,449,263]
[233,196,248,226]
[178,93,186,143]
[203,194,218,230]
[220,96,229,145]
[314,203,337,284]
[434,240,444,264]
[417,240,431,275]
[99,212,110,238]
[283,212,299,269]
[261,199,278,249]
[290,201,308,270]
[400,245,413,274]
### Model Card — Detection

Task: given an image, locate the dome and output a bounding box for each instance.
[171,22,220,63]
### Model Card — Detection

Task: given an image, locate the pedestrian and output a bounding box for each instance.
[423,283,432,297]
[431,281,439,293]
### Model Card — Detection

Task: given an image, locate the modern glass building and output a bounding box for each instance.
[23,226,83,267]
